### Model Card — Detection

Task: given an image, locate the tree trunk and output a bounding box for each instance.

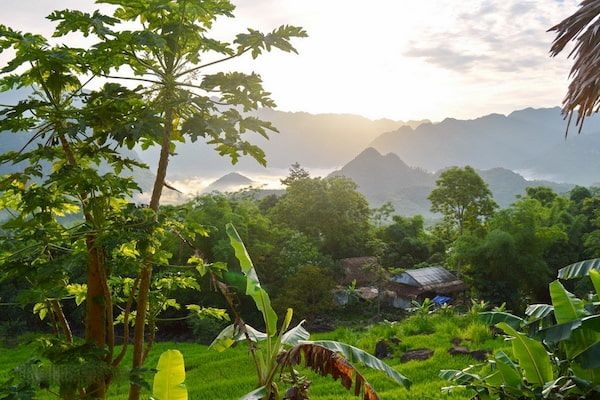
[85,242,108,398]
[128,109,174,400]
[59,135,110,398]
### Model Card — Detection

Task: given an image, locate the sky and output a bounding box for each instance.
[0,0,582,122]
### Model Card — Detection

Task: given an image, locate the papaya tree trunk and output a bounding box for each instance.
[85,242,108,398]
[128,108,174,400]
[59,134,110,398]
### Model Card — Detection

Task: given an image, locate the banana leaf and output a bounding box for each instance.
[496,322,552,385]
[239,386,267,400]
[479,311,523,330]
[590,269,600,298]
[439,369,481,385]
[226,223,277,336]
[536,320,582,342]
[281,321,310,346]
[525,304,554,320]
[305,340,411,388]
[152,350,187,400]
[491,350,523,389]
[558,258,600,279]
[574,341,600,369]
[550,280,586,324]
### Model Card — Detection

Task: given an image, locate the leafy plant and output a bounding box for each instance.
[442,258,600,399]
[209,223,411,400]
[408,298,434,317]
[469,299,490,316]
[151,350,187,400]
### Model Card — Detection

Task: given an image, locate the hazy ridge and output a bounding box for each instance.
[1,103,597,215]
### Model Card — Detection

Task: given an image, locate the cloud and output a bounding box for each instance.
[0,0,584,122]
[403,46,487,72]
[403,0,579,75]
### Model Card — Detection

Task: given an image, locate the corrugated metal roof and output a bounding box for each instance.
[404,266,458,286]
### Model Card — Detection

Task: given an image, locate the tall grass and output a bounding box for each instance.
[0,313,510,399]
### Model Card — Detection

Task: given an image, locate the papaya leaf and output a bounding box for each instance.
[558,258,600,279]
[496,322,553,385]
[152,350,187,400]
[226,223,277,336]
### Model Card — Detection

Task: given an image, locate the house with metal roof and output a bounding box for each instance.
[386,266,467,309]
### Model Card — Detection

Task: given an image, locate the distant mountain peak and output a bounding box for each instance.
[329,147,434,195]
[213,172,253,184]
[202,172,256,194]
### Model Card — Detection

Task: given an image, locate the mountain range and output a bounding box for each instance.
[368,107,600,186]
[135,106,599,190]
[135,109,425,181]
[1,92,598,216]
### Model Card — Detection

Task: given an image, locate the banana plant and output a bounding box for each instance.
[209,223,411,400]
[151,350,188,400]
[442,258,600,399]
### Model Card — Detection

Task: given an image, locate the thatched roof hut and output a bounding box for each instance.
[338,256,388,286]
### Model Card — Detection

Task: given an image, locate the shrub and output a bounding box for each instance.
[271,265,336,321]
[460,322,492,345]
[400,315,435,336]
[188,316,230,346]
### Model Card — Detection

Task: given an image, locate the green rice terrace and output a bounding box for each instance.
[1,307,510,400]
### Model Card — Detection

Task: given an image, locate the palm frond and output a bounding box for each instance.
[549,0,600,132]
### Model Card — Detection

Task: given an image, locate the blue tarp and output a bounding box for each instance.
[432,295,452,305]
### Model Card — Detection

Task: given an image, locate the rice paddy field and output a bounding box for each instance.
[0,313,510,399]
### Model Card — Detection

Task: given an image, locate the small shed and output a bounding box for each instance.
[386,266,467,309]
[335,257,388,305]
[338,256,387,286]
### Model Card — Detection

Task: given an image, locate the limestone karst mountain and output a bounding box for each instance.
[368,107,600,186]
[328,148,575,218]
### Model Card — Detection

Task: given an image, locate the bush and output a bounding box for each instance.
[460,322,492,345]
[400,315,435,336]
[271,265,336,321]
[187,316,230,345]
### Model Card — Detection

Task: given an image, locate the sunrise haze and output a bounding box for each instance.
[0,0,582,122]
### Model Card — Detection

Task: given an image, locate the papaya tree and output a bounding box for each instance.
[0,1,306,398]
[0,23,151,398]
